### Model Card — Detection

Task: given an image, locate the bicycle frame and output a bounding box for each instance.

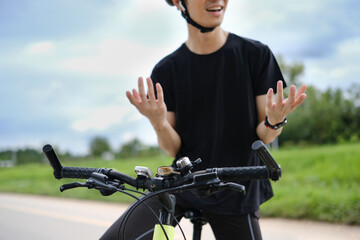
[153,224,175,240]
[154,193,177,240]
[153,193,207,240]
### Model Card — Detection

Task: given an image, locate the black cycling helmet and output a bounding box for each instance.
[165,0,215,33]
[165,0,174,6]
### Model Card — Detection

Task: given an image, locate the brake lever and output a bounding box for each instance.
[60,172,120,194]
[60,182,88,192]
[220,182,246,194]
[169,171,246,197]
[86,176,119,192]
[183,181,246,198]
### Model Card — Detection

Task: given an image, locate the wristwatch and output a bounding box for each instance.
[264,116,287,130]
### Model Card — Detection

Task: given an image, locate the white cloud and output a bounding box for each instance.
[26,41,54,54]
[132,0,165,13]
[72,105,133,132]
[304,37,360,89]
[337,37,360,60]
[60,39,174,76]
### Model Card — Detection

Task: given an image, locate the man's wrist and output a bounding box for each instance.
[264,116,287,130]
[151,119,169,132]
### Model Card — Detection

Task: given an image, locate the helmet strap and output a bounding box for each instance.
[180,0,215,33]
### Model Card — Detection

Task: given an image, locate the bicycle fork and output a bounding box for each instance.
[152,193,176,240]
[152,193,208,240]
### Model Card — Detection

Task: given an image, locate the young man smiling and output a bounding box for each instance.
[101,0,306,239]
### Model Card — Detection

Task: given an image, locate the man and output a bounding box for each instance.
[102,0,306,239]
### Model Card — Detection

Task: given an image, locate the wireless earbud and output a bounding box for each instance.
[179,1,186,11]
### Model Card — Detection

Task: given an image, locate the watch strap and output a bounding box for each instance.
[264,116,287,130]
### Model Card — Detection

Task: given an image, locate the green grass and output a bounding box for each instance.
[261,142,360,224]
[0,156,172,203]
[1,143,359,224]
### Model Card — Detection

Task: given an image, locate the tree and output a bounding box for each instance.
[89,136,111,157]
[279,85,360,145]
[118,139,143,158]
[276,56,360,145]
[16,148,42,164]
[118,139,163,158]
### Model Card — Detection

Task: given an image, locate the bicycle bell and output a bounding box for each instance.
[134,166,153,179]
[176,157,192,169]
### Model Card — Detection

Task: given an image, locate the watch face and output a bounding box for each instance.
[274,118,287,129]
[265,117,287,130]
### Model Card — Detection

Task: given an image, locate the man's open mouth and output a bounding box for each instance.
[206,6,223,12]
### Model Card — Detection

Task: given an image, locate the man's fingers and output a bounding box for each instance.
[267,82,307,119]
[286,85,296,108]
[156,83,164,103]
[125,90,133,102]
[126,90,139,107]
[266,88,274,110]
[147,77,156,101]
[276,80,284,106]
[289,85,307,111]
[280,85,296,115]
[126,77,167,119]
[138,77,147,101]
[294,93,307,107]
[132,89,140,101]
[295,84,307,98]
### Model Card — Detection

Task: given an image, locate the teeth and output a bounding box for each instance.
[207,6,222,11]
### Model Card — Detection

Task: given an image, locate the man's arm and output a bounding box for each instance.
[126,77,181,157]
[256,81,307,144]
[155,111,181,157]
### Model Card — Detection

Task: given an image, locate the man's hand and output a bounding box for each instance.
[266,80,307,125]
[126,77,181,157]
[126,77,167,130]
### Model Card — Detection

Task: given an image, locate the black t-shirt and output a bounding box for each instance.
[151,33,285,215]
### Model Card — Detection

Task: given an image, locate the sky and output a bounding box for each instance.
[1,0,359,155]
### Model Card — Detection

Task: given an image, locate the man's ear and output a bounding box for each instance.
[172,0,186,12]
[179,1,186,11]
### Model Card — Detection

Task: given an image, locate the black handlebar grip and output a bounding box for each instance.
[43,144,63,179]
[251,140,281,181]
[61,166,101,179]
[251,141,280,171]
[216,166,269,181]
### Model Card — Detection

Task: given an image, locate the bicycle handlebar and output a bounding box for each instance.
[251,140,281,180]
[43,144,63,179]
[43,140,281,240]
[43,140,281,194]
[215,166,269,180]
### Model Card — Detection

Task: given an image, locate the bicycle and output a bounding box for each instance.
[43,140,281,240]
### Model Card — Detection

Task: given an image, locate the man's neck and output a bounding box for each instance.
[185,25,229,55]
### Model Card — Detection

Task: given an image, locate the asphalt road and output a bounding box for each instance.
[0,193,359,240]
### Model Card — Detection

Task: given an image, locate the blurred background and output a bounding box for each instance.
[1,0,359,155]
[0,0,359,227]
